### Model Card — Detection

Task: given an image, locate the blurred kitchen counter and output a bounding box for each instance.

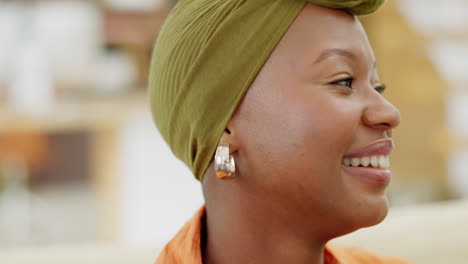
[0,243,158,264]
[0,91,148,133]
[334,198,468,263]
[0,91,151,241]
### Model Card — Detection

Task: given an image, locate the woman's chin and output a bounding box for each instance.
[357,197,390,228]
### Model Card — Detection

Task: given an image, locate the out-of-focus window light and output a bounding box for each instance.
[104,0,168,12]
[429,42,468,87]
[398,0,468,36]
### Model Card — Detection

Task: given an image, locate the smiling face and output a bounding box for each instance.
[209,4,401,238]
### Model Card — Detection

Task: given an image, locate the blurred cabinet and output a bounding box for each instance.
[102,6,171,86]
[0,0,174,243]
[0,92,148,242]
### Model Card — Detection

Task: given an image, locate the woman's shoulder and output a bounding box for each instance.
[327,243,413,264]
[155,206,206,264]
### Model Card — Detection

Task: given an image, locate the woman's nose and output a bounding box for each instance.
[362,95,401,131]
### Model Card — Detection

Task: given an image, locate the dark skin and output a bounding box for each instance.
[202,4,400,264]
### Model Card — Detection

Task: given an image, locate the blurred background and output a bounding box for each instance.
[0,0,466,263]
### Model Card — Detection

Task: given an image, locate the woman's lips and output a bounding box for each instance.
[343,139,394,158]
[342,139,394,186]
[342,165,392,186]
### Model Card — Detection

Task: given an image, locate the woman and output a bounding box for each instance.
[149,0,411,263]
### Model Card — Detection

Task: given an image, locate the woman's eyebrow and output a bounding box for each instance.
[313,48,357,65]
[313,48,378,70]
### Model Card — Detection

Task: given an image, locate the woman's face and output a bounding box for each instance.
[226,4,400,236]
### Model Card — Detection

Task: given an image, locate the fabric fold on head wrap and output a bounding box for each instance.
[149,0,386,181]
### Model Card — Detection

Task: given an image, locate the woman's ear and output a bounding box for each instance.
[218,120,240,153]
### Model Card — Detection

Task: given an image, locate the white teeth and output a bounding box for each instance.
[378,156,386,169]
[378,155,390,169]
[343,159,351,166]
[361,156,370,167]
[342,155,390,169]
[351,158,360,167]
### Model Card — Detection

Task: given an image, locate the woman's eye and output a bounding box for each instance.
[375,84,386,94]
[332,77,353,88]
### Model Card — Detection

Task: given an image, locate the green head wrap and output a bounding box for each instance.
[149,0,385,181]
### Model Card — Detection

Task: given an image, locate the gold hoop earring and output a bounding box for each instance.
[214,143,235,180]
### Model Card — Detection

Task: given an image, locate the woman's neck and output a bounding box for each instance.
[201,200,330,264]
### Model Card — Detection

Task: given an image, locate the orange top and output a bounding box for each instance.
[155,206,412,264]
